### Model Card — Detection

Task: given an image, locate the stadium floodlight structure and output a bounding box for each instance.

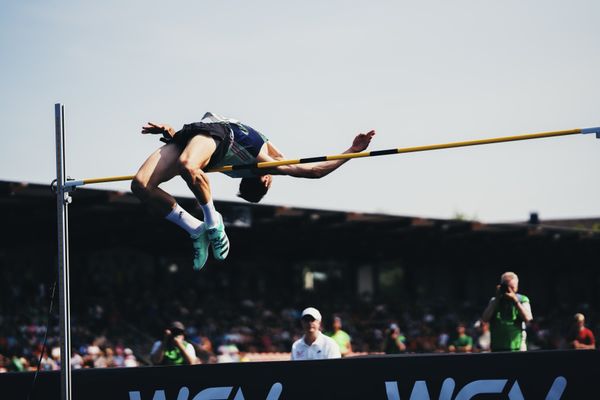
[53,102,598,400]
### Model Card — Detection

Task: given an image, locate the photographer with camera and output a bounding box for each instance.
[481,272,533,352]
[382,323,407,354]
[150,321,198,365]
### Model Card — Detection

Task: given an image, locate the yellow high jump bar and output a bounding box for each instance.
[64,126,600,188]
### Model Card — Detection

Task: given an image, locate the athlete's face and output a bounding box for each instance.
[238,176,272,203]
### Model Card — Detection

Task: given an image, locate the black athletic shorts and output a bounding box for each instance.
[171,122,232,167]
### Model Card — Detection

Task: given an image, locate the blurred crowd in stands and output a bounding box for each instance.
[0,257,597,372]
[1,294,596,371]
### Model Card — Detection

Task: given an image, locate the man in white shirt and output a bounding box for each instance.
[291,307,341,360]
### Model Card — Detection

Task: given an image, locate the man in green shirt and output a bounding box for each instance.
[448,322,473,353]
[383,323,407,354]
[482,272,533,352]
[328,316,352,356]
[150,321,198,365]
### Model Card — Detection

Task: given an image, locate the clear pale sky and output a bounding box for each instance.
[1,1,599,222]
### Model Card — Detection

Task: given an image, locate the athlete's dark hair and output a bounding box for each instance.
[237,177,269,203]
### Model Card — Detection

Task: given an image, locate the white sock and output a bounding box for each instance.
[165,204,204,236]
[200,200,219,228]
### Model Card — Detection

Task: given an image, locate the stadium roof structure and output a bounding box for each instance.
[2,180,599,254]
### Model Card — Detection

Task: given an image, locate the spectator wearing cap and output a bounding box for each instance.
[150,321,198,365]
[291,307,341,360]
[567,313,596,350]
[328,316,352,356]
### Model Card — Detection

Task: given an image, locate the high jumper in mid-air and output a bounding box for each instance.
[130,112,375,270]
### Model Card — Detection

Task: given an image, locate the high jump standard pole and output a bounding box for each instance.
[54,103,72,400]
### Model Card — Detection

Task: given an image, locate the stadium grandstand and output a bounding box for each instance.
[1,180,599,373]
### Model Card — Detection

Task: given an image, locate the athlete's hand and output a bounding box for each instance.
[349,130,375,152]
[142,122,176,139]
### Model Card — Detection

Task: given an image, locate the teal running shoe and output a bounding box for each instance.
[206,213,229,261]
[191,225,209,271]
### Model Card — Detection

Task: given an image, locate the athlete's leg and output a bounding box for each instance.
[177,134,221,227]
[177,134,229,260]
[131,143,181,215]
[132,142,211,270]
[177,134,217,205]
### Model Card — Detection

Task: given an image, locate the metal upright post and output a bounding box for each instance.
[55,103,72,400]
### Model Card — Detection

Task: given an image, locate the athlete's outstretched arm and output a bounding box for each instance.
[265,130,375,178]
